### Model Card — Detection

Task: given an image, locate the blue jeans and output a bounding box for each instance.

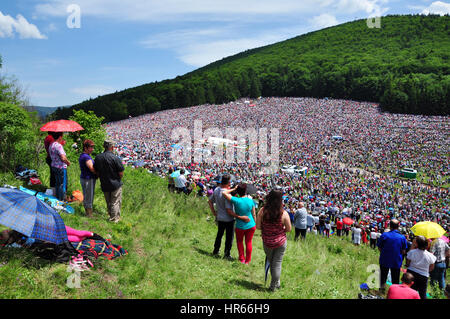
[52,167,67,201]
[430,262,447,290]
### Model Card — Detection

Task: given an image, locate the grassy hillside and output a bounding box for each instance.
[52,14,450,122]
[0,164,447,299]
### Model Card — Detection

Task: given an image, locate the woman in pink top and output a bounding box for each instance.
[256,190,291,291]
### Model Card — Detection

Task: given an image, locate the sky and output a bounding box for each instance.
[0,0,449,107]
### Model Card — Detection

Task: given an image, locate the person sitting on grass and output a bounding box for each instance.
[387,272,420,299]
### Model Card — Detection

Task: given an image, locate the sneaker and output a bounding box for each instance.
[224,255,234,261]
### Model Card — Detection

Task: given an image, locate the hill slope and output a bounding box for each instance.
[0,165,382,299]
[52,14,450,121]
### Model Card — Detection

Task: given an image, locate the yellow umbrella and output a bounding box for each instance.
[411,221,446,239]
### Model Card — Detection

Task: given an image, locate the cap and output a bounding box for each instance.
[103,140,115,149]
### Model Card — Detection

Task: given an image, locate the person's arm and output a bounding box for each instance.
[251,205,256,223]
[226,206,250,222]
[256,208,264,230]
[208,199,217,218]
[282,210,292,233]
[59,153,70,166]
[85,159,96,174]
[405,258,411,268]
[221,186,237,201]
[429,263,435,273]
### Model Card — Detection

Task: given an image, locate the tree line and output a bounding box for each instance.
[51,14,450,122]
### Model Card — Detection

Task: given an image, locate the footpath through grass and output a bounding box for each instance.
[0,165,446,299]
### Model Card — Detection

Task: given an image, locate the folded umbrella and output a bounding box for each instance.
[0,188,68,244]
[245,184,258,195]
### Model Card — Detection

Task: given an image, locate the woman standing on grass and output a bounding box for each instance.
[222,184,256,264]
[256,190,292,292]
[405,235,436,299]
[79,139,96,217]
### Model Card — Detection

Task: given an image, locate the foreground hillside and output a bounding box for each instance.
[52,14,450,122]
[0,164,389,299]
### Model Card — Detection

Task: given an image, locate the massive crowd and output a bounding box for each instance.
[105,97,449,298]
[105,97,449,237]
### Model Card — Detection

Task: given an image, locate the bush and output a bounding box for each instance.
[0,102,35,171]
[68,109,107,158]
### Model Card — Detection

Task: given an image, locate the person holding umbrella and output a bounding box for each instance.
[49,132,70,201]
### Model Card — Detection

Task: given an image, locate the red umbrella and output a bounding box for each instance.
[40,120,84,132]
[342,217,355,225]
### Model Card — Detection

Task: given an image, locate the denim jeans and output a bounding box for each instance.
[52,167,67,201]
[264,241,287,291]
[430,262,447,290]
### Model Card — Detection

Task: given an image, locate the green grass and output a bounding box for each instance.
[0,164,447,299]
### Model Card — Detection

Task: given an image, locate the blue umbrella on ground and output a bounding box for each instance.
[0,188,68,244]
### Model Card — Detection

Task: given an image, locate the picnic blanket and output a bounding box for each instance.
[71,237,128,260]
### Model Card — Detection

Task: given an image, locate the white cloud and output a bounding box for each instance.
[34,0,386,22]
[310,14,339,29]
[140,26,306,67]
[335,0,389,15]
[421,1,450,15]
[0,11,47,39]
[71,85,115,98]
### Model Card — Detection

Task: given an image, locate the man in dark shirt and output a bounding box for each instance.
[93,140,124,223]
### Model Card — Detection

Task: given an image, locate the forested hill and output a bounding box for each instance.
[52,14,450,122]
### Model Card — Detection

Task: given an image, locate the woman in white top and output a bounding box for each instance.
[406,236,437,299]
[351,224,362,245]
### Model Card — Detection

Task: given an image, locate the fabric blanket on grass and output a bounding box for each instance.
[71,238,128,260]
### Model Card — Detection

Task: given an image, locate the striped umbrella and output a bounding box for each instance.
[0,188,68,244]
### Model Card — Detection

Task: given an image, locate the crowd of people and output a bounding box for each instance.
[102,97,449,297]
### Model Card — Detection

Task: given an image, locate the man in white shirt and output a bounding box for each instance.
[174,169,188,194]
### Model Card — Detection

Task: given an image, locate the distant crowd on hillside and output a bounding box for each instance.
[104,97,449,297]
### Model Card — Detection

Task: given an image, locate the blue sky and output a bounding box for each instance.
[1,0,449,107]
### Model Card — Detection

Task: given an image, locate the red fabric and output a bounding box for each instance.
[44,135,54,154]
[336,220,343,230]
[387,284,420,299]
[235,226,256,264]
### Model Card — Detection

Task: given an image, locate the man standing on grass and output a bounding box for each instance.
[94,140,124,223]
[294,202,308,240]
[208,174,239,260]
[377,219,407,290]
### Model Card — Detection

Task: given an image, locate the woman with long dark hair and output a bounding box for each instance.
[256,190,291,291]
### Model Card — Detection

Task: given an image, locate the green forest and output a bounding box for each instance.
[52,14,450,122]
